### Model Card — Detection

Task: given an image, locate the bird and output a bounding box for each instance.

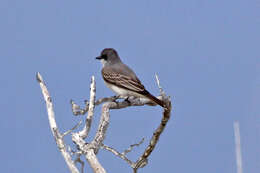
[96,48,165,107]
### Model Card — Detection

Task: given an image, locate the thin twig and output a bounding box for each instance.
[71,99,89,116]
[155,74,165,97]
[122,138,145,155]
[102,144,134,166]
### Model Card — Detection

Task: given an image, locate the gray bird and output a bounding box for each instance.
[96,48,165,107]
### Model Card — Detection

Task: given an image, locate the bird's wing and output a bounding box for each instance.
[102,65,145,93]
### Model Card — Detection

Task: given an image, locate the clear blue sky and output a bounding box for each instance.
[0,0,259,172]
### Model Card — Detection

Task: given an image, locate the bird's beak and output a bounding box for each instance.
[96,56,102,60]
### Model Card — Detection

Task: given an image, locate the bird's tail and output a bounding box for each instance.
[145,92,165,108]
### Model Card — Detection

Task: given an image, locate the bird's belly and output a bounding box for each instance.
[105,82,144,98]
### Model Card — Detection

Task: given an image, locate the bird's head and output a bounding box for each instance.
[96,48,121,66]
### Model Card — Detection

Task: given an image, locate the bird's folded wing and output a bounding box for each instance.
[102,69,145,93]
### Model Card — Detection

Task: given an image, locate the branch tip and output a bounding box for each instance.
[91,75,95,82]
[36,72,43,83]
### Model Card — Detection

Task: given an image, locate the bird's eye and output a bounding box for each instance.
[101,54,107,60]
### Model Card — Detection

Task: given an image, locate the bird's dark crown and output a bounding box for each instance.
[101,48,118,58]
[101,48,117,55]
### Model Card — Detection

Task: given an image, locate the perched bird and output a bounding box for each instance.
[96,48,165,107]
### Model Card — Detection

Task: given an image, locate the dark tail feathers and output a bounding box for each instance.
[145,92,165,108]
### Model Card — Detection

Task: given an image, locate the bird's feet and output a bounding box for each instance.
[112,95,132,104]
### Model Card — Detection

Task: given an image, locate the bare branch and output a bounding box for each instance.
[79,76,96,139]
[71,76,106,173]
[72,133,106,173]
[71,99,89,116]
[36,72,80,173]
[70,94,162,116]
[95,95,119,105]
[70,95,123,116]
[95,96,162,110]
[101,138,145,168]
[95,74,171,173]
[91,102,111,153]
[133,75,172,172]
[155,74,165,97]
[38,72,171,173]
[122,138,145,155]
[134,103,171,170]
[102,144,134,166]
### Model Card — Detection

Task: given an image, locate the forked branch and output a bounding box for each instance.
[37,72,171,173]
[36,72,80,173]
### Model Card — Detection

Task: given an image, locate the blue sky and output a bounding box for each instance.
[0,0,259,172]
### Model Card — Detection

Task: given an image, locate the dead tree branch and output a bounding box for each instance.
[133,101,171,172]
[122,138,145,155]
[37,72,171,173]
[96,75,172,173]
[72,133,106,173]
[101,144,135,166]
[132,75,172,172]
[71,76,106,173]
[78,76,96,139]
[36,72,80,173]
